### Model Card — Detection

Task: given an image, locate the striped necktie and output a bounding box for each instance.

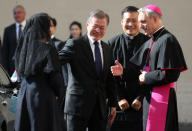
[18,24,22,41]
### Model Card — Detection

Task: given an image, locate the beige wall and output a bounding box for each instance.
[1,0,192,125]
[0,0,191,84]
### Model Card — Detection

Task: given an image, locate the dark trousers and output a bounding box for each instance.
[110,110,142,131]
[66,104,107,131]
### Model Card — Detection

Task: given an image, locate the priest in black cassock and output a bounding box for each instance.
[111,4,187,131]
[108,6,149,131]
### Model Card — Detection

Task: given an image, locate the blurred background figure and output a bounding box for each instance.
[50,17,67,111]
[69,21,82,39]
[50,17,66,51]
[0,37,1,63]
[14,13,65,131]
[1,5,26,76]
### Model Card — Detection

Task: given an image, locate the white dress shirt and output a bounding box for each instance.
[87,34,104,68]
[16,20,26,40]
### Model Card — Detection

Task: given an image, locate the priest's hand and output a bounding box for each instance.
[139,71,147,85]
[108,107,116,126]
[111,60,123,76]
[132,99,142,111]
[118,99,130,111]
[56,96,59,100]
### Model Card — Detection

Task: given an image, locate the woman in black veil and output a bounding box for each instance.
[14,13,65,131]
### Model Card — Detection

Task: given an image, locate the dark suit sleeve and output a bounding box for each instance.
[144,69,180,86]
[57,41,66,52]
[58,39,75,64]
[1,28,9,71]
[106,49,117,107]
[106,72,117,107]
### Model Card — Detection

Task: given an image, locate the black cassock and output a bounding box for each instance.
[130,27,187,131]
[108,33,149,131]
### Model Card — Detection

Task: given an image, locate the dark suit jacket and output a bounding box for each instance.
[1,23,17,76]
[51,37,66,52]
[51,37,68,87]
[59,34,117,120]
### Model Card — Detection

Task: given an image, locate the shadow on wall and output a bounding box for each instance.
[179,122,192,131]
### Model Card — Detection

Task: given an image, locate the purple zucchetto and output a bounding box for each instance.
[144,5,162,16]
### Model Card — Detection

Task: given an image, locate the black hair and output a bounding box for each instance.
[50,17,57,27]
[69,21,82,30]
[69,21,82,38]
[121,6,139,18]
[15,13,51,76]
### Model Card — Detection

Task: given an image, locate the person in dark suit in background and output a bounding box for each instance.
[1,5,26,76]
[50,17,66,51]
[50,17,67,114]
[50,17,68,88]
[59,9,117,131]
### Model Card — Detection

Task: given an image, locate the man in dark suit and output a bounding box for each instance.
[1,5,26,76]
[59,9,117,131]
[50,17,66,52]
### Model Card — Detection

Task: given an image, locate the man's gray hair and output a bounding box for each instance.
[13,5,25,12]
[138,7,162,19]
[87,9,109,25]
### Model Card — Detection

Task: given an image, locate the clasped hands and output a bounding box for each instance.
[111,60,147,85]
[118,99,142,111]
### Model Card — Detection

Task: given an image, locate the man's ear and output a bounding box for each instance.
[86,22,89,27]
[121,19,123,26]
[153,15,159,23]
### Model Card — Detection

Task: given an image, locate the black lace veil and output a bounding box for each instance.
[15,13,51,77]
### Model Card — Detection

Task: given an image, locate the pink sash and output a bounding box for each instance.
[146,83,174,131]
[145,66,175,131]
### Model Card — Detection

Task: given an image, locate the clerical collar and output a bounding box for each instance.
[152,26,165,40]
[124,32,139,40]
[51,35,55,39]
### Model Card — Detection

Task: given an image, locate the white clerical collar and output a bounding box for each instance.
[16,20,26,30]
[87,34,101,45]
[124,32,139,40]
[51,35,55,39]
[153,26,164,35]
